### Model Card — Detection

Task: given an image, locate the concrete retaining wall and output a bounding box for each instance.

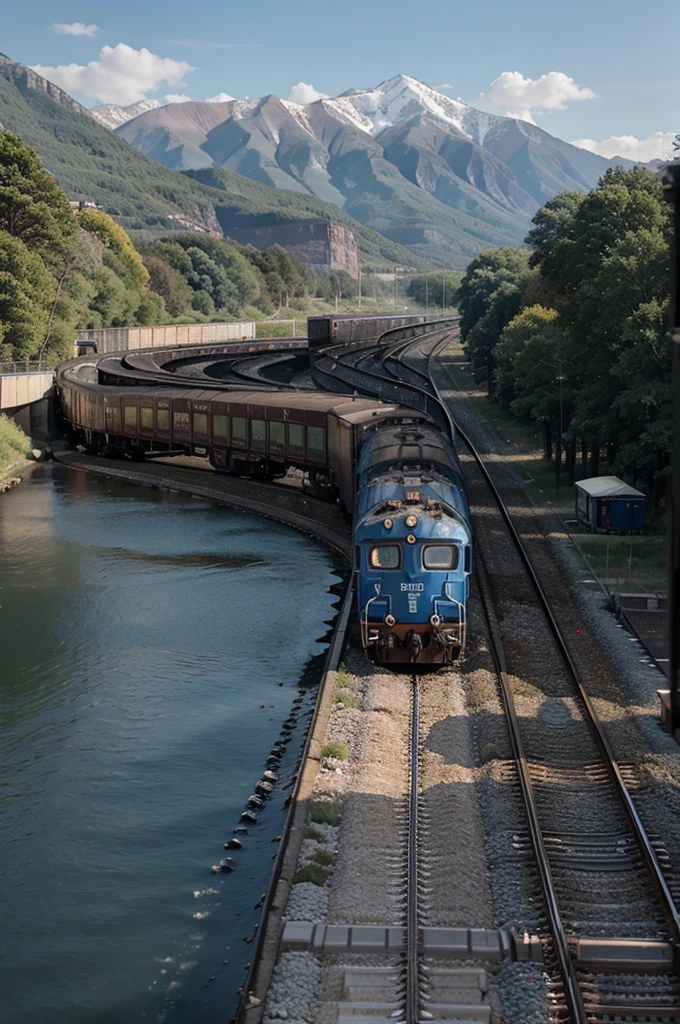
[74,321,256,354]
[0,372,53,411]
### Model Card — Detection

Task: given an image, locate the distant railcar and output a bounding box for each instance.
[307,314,427,351]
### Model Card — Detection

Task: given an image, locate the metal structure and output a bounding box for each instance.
[663,163,680,738]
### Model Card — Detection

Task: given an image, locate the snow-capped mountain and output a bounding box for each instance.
[90,97,171,131]
[103,74,641,265]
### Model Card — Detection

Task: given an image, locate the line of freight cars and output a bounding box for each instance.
[56,317,471,666]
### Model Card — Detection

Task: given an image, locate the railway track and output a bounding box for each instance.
[316,324,680,1022]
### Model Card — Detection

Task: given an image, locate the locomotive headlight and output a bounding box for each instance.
[406,534,416,544]
[405,514,418,528]
[385,614,396,626]
[383,518,393,530]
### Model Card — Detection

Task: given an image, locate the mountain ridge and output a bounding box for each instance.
[107,73,645,265]
[0,55,426,269]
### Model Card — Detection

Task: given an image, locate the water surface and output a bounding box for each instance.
[0,465,342,1023]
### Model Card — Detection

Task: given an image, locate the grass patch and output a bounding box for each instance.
[255,320,298,339]
[311,849,335,867]
[310,800,341,826]
[511,677,544,700]
[576,534,667,593]
[465,676,496,711]
[336,662,349,687]
[303,826,326,843]
[293,864,328,886]
[480,742,499,764]
[0,415,33,481]
[322,741,349,761]
[335,692,360,709]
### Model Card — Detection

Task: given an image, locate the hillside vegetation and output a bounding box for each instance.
[458,167,671,504]
[0,131,373,363]
[0,55,425,270]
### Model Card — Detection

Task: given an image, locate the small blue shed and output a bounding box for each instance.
[575,476,646,533]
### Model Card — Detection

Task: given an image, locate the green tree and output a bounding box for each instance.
[0,230,54,359]
[458,248,530,390]
[77,208,149,290]
[0,130,75,264]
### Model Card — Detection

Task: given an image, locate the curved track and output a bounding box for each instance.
[315,323,680,1023]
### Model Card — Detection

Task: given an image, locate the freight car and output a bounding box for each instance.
[307,314,427,352]
[56,356,430,512]
[354,422,472,665]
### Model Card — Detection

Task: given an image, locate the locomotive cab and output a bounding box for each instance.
[353,423,472,667]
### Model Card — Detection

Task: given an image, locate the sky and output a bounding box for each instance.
[2,0,678,160]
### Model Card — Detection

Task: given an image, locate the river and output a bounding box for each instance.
[0,464,343,1023]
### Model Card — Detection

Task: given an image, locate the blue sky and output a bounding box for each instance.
[3,0,677,159]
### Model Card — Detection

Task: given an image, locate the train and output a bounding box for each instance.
[307,314,427,352]
[354,422,471,665]
[56,331,471,668]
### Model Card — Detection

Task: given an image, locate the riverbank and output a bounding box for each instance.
[0,414,36,489]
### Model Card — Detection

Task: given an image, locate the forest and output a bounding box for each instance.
[457,166,671,503]
[0,131,360,363]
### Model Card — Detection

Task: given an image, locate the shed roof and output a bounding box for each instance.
[575,476,645,499]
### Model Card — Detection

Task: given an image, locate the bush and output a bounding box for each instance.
[303,826,326,843]
[322,741,349,761]
[311,849,335,867]
[293,864,328,886]
[336,663,349,687]
[310,800,341,826]
[335,692,360,709]
[0,414,32,469]
[480,742,499,764]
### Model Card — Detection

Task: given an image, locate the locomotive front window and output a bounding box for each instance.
[369,544,401,569]
[423,545,458,570]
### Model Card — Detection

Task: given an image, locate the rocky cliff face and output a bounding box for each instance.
[0,53,85,114]
[224,218,358,276]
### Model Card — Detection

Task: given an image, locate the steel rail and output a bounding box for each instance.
[406,675,420,1024]
[320,324,680,1021]
[430,364,680,958]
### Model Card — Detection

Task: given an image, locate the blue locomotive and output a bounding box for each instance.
[353,422,472,667]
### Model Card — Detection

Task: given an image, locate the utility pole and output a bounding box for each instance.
[393,266,397,308]
[358,267,362,310]
[663,162,680,738]
[442,270,446,314]
[555,371,566,493]
[425,274,429,314]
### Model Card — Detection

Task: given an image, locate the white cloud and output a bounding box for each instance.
[163,93,192,104]
[571,132,675,163]
[484,71,597,124]
[287,82,328,105]
[50,22,100,37]
[31,43,194,105]
[205,91,235,103]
